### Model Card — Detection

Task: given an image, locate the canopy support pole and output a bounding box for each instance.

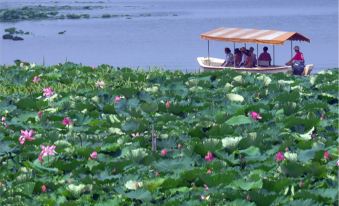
[290,41,293,59]
[207,40,210,58]
[233,42,236,68]
[256,44,258,66]
[273,45,275,66]
[244,43,246,49]
[207,40,210,65]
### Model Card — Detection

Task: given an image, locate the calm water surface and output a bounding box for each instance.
[0,0,338,72]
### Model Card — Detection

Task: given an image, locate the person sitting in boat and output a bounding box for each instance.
[239,47,247,67]
[285,46,305,75]
[234,48,242,67]
[244,50,254,68]
[249,47,257,66]
[258,46,272,67]
[221,47,234,67]
[240,50,253,68]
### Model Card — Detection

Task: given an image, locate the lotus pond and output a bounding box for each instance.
[0,63,338,205]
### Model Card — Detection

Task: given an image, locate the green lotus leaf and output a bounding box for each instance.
[124,148,148,161]
[103,104,115,114]
[225,115,252,126]
[86,160,99,171]
[257,75,272,86]
[281,161,305,177]
[67,184,92,197]
[153,157,194,174]
[144,178,165,192]
[123,189,152,202]
[226,93,244,102]
[222,136,243,148]
[24,160,59,173]
[140,102,158,113]
[122,119,140,132]
[225,199,255,206]
[125,180,143,190]
[16,97,47,110]
[201,170,238,187]
[284,152,298,161]
[285,199,322,206]
[108,127,124,135]
[230,178,263,191]
[95,198,122,206]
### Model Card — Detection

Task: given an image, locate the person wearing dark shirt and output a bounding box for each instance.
[258,46,272,67]
[221,47,234,67]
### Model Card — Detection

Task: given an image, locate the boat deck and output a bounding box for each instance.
[197,57,292,74]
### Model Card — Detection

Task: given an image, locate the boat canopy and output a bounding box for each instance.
[201,27,310,45]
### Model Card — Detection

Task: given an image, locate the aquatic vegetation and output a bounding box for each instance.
[66,13,90,19]
[2,27,30,41]
[0,5,178,22]
[0,5,100,22]
[101,14,111,18]
[0,6,59,21]
[0,63,337,205]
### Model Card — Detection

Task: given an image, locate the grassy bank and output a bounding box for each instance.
[0,63,338,205]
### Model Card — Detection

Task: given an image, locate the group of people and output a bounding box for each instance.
[221,46,271,68]
[221,45,305,75]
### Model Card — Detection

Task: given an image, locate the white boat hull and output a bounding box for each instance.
[197,57,292,74]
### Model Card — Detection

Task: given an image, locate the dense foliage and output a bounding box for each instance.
[0,63,338,205]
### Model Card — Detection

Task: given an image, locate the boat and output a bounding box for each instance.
[197,57,292,74]
[198,27,313,75]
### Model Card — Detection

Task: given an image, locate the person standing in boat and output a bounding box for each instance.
[258,46,272,67]
[286,46,305,75]
[221,47,234,67]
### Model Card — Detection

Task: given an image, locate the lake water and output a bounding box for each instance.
[0,0,338,72]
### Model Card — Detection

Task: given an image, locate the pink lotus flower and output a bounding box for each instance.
[275,151,285,162]
[204,184,209,191]
[90,151,98,159]
[95,80,105,88]
[32,76,41,83]
[38,111,43,119]
[161,149,167,156]
[165,100,170,109]
[204,151,214,162]
[62,117,72,126]
[1,116,7,128]
[250,111,262,121]
[41,184,47,193]
[114,96,122,103]
[324,151,330,160]
[43,87,54,97]
[38,145,57,162]
[336,160,339,166]
[19,130,35,145]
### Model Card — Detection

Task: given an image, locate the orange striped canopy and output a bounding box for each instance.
[201,27,310,45]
